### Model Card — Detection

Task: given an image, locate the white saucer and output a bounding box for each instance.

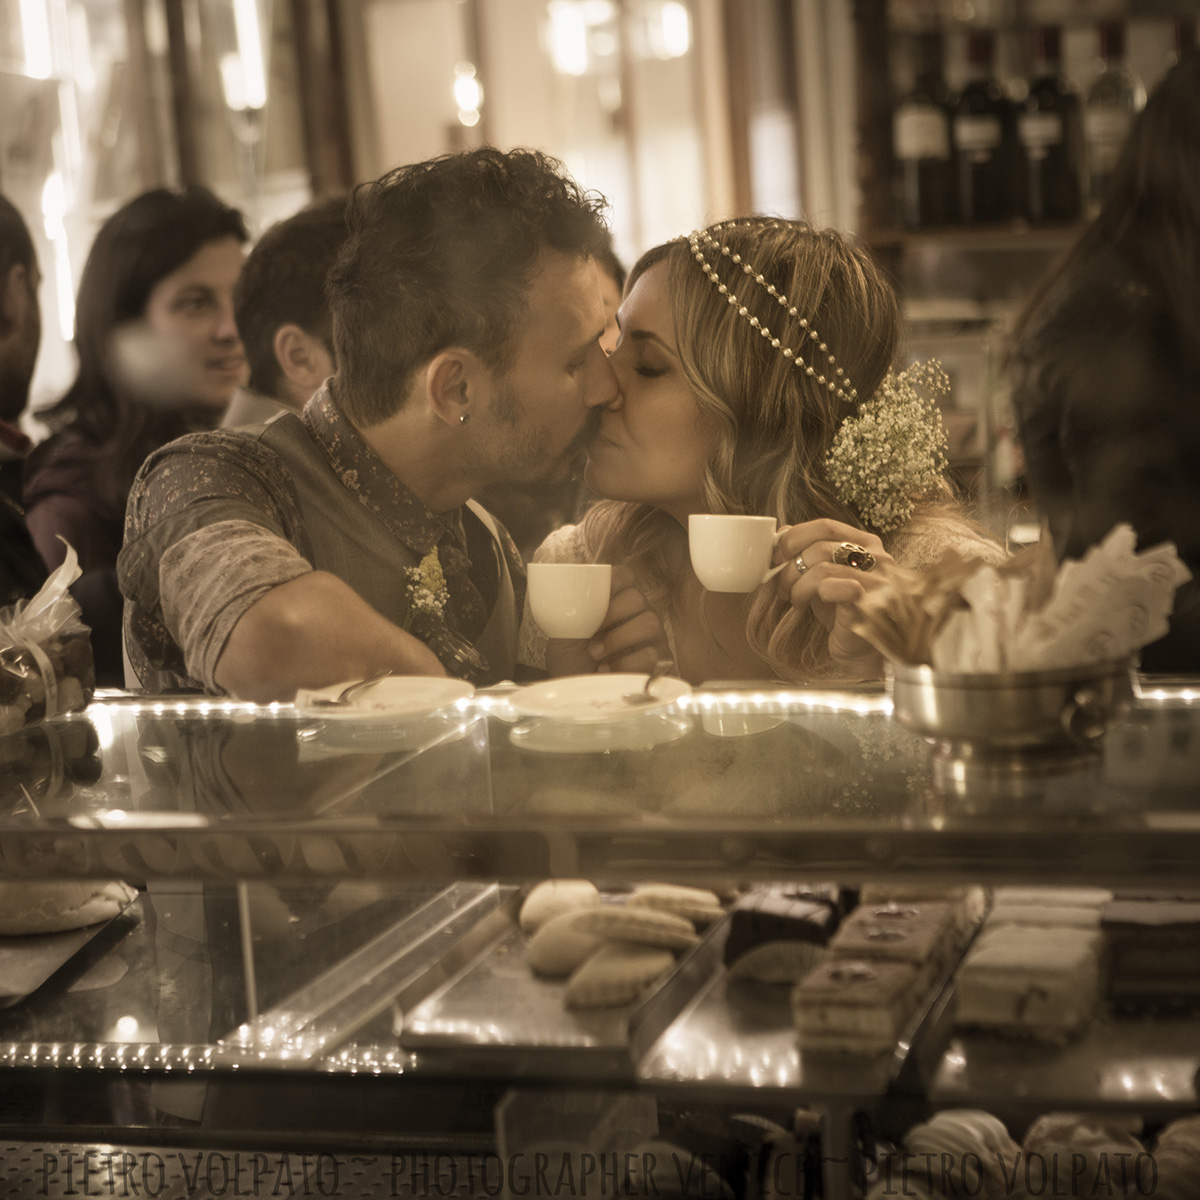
[509,713,693,754]
[509,673,692,724]
[294,676,474,722]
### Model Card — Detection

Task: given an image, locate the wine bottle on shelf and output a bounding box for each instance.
[1084,22,1146,215]
[892,30,956,227]
[1019,26,1083,224]
[953,30,1017,224]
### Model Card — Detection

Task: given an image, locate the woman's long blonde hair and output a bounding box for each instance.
[579,217,902,680]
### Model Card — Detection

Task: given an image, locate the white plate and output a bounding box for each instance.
[295,676,475,722]
[509,673,692,723]
[510,713,693,754]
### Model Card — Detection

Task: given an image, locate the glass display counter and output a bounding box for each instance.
[0,679,1198,1200]
[4,680,1199,887]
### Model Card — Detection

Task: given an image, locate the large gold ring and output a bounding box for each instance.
[832,542,876,572]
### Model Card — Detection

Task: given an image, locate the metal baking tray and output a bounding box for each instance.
[930,985,1200,1112]
[215,882,516,1065]
[399,898,728,1080]
[0,895,141,1009]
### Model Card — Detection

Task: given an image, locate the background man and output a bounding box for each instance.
[120,148,618,699]
[0,193,45,605]
[223,196,349,427]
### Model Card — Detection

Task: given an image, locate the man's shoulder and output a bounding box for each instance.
[125,422,308,541]
[135,421,300,485]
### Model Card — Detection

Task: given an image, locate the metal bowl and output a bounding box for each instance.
[889,658,1137,800]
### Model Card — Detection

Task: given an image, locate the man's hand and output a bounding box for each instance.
[215,571,447,703]
[544,565,670,677]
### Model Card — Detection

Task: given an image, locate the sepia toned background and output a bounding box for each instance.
[1,0,1194,538]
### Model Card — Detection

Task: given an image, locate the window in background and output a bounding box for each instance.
[348,0,730,264]
[744,0,801,219]
[167,0,311,234]
[0,0,322,419]
[0,0,171,411]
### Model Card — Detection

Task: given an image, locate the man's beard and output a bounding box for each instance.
[490,382,601,487]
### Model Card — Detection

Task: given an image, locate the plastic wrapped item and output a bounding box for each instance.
[0,543,95,733]
[0,721,102,815]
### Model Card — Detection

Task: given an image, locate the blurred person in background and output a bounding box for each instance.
[1009,51,1200,673]
[24,186,248,685]
[0,193,46,606]
[224,196,350,428]
[478,233,625,560]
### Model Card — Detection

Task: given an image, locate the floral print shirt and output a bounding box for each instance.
[119,386,523,693]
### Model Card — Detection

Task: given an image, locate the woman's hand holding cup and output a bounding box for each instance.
[687,514,787,592]
[774,518,893,678]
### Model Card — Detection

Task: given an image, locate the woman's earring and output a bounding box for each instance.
[460,413,471,426]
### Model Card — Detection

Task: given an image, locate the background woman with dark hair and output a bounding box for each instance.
[24,186,248,685]
[1009,50,1200,673]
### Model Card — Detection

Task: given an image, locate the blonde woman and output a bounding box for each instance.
[519,218,1003,685]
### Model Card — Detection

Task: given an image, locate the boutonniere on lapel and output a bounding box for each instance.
[404,548,451,630]
[401,546,488,684]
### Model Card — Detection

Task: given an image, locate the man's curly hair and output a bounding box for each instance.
[327,148,610,426]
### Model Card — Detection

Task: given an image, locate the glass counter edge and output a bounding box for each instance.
[79,684,897,719]
[75,675,1200,721]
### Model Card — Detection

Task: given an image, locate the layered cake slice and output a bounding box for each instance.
[859,884,989,945]
[830,900,956,992]
[955,925,1102,1041]
[1102,899,1200,1007]
[792,958,924,1055]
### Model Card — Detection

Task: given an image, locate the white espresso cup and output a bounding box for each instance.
[527,562,613,639]
[688,514,786,593]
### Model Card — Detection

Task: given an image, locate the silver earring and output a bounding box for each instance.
[460,413,470,425]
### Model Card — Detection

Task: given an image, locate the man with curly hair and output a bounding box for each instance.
[119,149,620,697]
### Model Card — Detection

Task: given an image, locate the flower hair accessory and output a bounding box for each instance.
[687,220,857,401]
[825,360,950,533]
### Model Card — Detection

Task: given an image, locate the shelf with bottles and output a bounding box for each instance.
[861,8,1194,238]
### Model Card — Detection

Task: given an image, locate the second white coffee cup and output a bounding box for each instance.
[527,562,613,639]
[688,514,784,593]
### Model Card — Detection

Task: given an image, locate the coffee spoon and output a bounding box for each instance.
[622,659,675,705]
[309,668,392,707]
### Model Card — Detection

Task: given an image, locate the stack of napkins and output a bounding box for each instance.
[854,524,1191,673]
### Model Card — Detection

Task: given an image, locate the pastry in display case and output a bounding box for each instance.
[0,677,1196,1200]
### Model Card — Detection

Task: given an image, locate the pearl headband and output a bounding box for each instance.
[686,221,857,402]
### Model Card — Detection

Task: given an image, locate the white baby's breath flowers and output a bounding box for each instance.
[824,359,950,533]
[404,548,450,626]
